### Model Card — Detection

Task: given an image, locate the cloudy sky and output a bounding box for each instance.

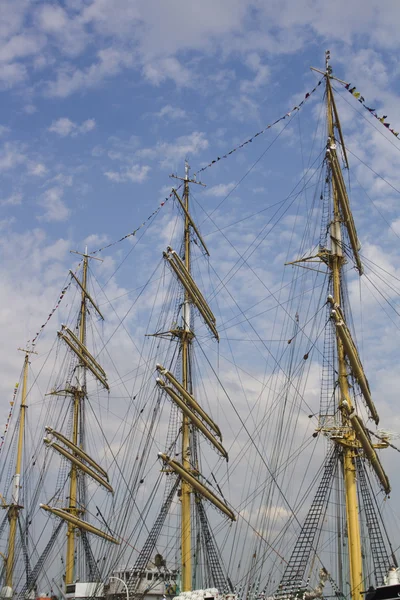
[2,0,400,589]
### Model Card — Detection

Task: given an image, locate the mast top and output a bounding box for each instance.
[325,49,331,74]
[18,348,38,356]
[70,249,103,262]
[310,51,348,85]
[170,161,206,187]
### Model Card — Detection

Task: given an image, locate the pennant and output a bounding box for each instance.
[342,80,400,141]
[194,77,323,176]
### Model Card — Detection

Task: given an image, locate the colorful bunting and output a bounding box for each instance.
[0,383,18,455]
[25,188,176,350]
[28,282,71,348]
[343,82,400,139]
[91,186,180,255]
[194,79,323,176]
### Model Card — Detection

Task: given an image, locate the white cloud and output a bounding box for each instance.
[80,118,96,133]
[0,62,26,87]
[0,192,22,206]
[0,216,15,230]
[143,57,193,87]
[136,131,209,168]
[155,105,187,120]
[23,104,36,114]
[0,33,44,64]
[240,52,269,93]
[0,142,26,171]
[36,4,87,57]
[48,117,75,136]
[48,117,96,137]
[45,173,73,187]
[28,162,47,177]
[105,164,150,184]
[46,48,134,97]
[38,187,70,222]
[0,125,10,137]
[205,182,236,197]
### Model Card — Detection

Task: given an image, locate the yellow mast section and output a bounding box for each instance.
[42,251,115,584]
[165,164,235,592]
[5,349,36,592]
[181,162,192,592]
[65,252,88,585]
[325,70,364,600]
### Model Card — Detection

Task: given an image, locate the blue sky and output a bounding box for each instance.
[2,0,400,587]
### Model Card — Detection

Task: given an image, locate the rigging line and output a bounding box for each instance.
[360,254,400,285]
[87,313,172,471]
[199,110,303,225]
[90,185,181,256]
[28,272,72,348]
[236,445,330,588]
[362,271,400,320]
[351,170,400,242]
[368,430,400,454]
[97,273,165,307]
[203,152,326,303]
[232,435,317,515]
[335,237,400,308]
[207,254,334,377]
[93,257,163,358]
[203,298,329,470]
[344,146,400,196]
[194,78,323,178]
[194,334,321,538]
[197,183,318,239]
[78,394,157,547]
[362,261,400,303]
[99,213,162,289]
[213,270,327,334]
[331,82,400,155]
[212,311,328,487]
[89,263,157,369]
[336,79,400,144]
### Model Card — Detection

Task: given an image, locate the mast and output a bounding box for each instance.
[279,54,392,600]
[311,51,390,600]
[4,348,36,595]
[157,161,234,592]
[65,251,88,585]
[41,249,118,590]
[326,70,363,600]
[181,161,192,591]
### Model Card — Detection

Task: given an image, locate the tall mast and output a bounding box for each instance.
[41,249,119,590]
[181,161,192,591]
[325,65,363,600]
[313,51,390,600]
[158,162,234,592]
[65,251,88,585]
[4,348,36,594]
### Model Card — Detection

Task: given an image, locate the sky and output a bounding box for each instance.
[2,0,400,592]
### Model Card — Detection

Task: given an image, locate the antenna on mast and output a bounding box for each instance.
[325,49,332,74]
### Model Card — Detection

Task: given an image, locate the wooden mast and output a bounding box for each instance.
[303,51,391,600]
[4,348,36,594]
[41,248,117,590]
[65,251,88,585]
[325,75,363,600]
[166,162,234,592]
[181,162,192,591]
